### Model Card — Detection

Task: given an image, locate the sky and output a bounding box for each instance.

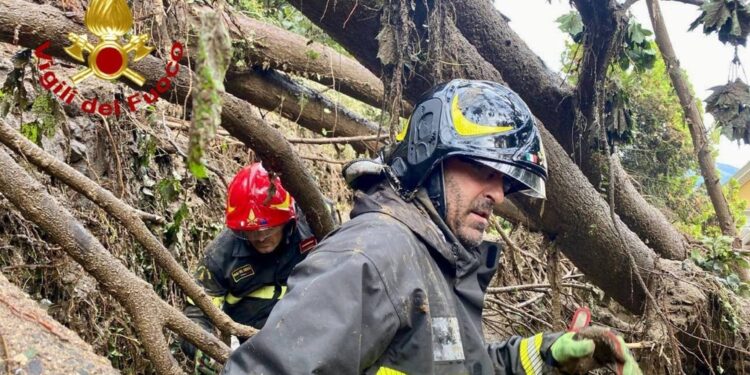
[494,0,750,170]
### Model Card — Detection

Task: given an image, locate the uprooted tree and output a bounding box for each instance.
[0,0,748,373]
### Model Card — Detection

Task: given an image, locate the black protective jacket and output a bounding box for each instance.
[222,181,560,374]
[182,213,318,357]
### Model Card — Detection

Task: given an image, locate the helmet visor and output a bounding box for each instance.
[474,159,546,199]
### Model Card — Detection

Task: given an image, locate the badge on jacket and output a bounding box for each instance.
[432,317,465,361]
[299,237,317,253]
[231,264,255,283]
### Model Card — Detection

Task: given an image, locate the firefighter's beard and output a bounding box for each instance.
[445,185,494,249]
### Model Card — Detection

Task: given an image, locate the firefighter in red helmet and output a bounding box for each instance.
[181,162,335,374]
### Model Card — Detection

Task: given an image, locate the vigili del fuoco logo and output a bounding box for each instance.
[33,0,184,116]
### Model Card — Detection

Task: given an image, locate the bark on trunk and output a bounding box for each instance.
[0,148,230,374]
[0,0,335,238]
[224,68,381,153]
[0,273,117,374]
[0,120,257,340]
[170,3,385,153]
[213,6,392,113]
[447,0,690,261]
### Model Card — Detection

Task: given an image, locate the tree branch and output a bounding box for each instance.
[0,120,257,341]
[286,134,388,144]
[665,0,704,6]
[0,0,336,238]
[0,147,230,374]
[647,0,746,281]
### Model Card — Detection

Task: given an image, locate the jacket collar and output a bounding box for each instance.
[351,181,480,274]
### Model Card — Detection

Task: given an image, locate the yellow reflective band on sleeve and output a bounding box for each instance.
[225,285,287,305]
[451,95,513,137]
[376,366,407,375]
[211,296,225,307]
[519,333,544,375]
[225,293,242,305]
[185,295,225,308]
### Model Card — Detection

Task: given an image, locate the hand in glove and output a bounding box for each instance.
[550,326,642,375]
[194,349,222,375]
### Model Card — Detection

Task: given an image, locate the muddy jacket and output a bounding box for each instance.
[222,181,561,374]
[182,211,318,356]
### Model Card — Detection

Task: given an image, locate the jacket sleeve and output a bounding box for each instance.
[181,255,229,357]
[221,248,401,375]
[487,332,563,375]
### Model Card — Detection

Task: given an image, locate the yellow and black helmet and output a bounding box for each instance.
[386,79,547,206]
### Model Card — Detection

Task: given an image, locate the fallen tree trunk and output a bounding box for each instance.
[0,0,335,238]
[162,2,384,154]
[0,147,230,374]
[218,6,389,112]
[447,0,690,261]
[224,68,381,153]
[286,0,649,311]
[0,272,117,374]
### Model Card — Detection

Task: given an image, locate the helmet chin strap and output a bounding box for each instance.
[424,161,447,220]
[413,188,464,251]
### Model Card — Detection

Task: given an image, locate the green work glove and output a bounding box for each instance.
[550,327,642,375]
[194,349,221,375]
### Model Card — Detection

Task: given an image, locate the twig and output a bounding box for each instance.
[134,209,166,224]
[498,227,544,264]
[513,293,545,309]
[626,341,657,350]
[487,281,594,294]
[486,296,553,329]
[99,115,126,198]
[286,134,388,144]
[299,154,348,164]
[2,262,61,271]
[0,331,10,374]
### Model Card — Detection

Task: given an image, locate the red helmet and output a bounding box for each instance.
[225,163,296,231]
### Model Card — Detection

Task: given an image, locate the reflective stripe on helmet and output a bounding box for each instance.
[375,366,407,375]
[451,95,513,136]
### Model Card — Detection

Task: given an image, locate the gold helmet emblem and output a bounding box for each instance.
[64,0,154,86]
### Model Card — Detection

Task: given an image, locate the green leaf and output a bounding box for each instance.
[155,177,182,204]
[20,122,41,145]
[628,21,648,44]
[556,11,584,39]
[188,159,209,179]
